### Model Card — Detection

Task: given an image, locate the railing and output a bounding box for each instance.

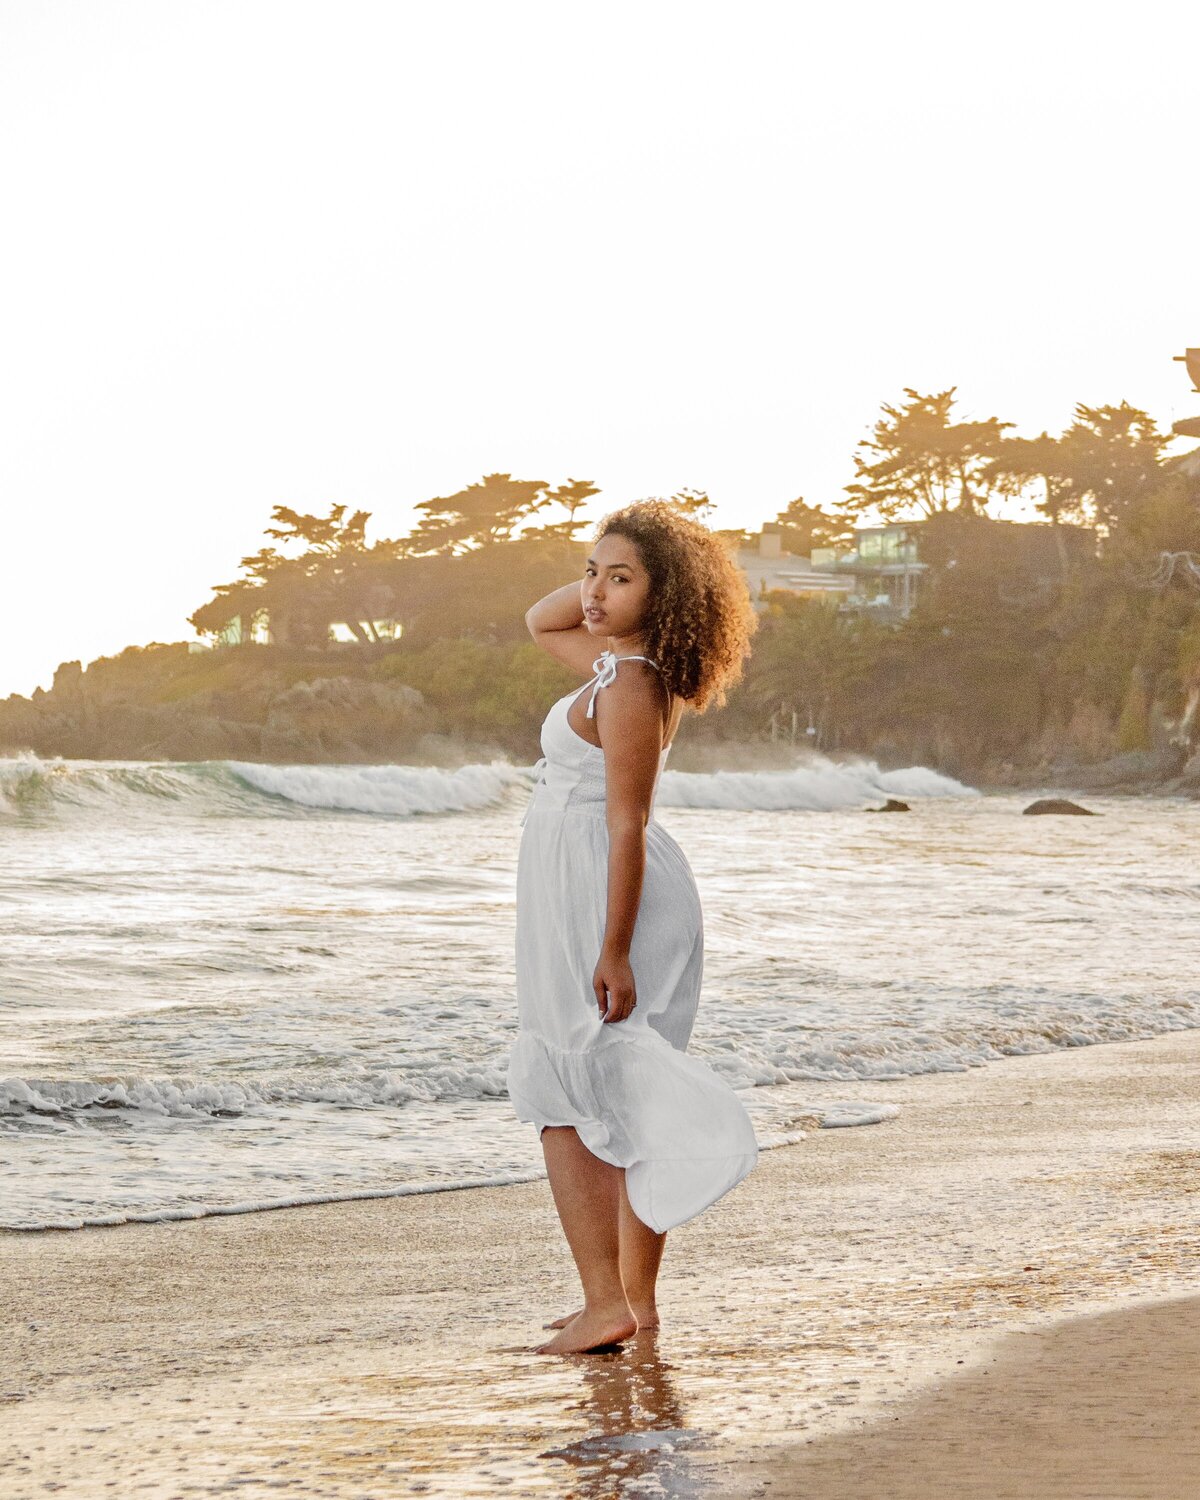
[813,552,925,574]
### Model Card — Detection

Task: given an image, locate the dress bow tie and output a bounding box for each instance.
[520,756,548,827]
[587,651,620,717]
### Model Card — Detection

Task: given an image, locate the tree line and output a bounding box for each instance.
[185,388,1200,776]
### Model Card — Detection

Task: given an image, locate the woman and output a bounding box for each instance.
[506,499,760,1356]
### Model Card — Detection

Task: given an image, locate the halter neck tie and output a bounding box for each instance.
[585,649,660,718]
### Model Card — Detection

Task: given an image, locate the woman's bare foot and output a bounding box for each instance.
[543,1304,660,1331]
[535,1302,638,1355]
[543,1307,582,1330]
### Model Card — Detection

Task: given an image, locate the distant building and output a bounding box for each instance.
[736,522,921,618]
[740,516,1094,625]
[824,522,927,619]
[736,526,854,608]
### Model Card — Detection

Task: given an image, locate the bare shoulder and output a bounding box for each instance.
[594,660,669,742]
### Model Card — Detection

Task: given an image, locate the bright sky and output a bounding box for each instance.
[1,0,1196,698]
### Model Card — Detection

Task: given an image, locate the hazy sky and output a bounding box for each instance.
[1,0,1196,698]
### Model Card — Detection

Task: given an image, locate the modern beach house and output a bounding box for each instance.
[737,521,926,621]
[736,526,855,607]
[739,516,1094,623]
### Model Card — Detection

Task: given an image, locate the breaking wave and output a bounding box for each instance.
[658,760,975,810]
[0,750,976,821]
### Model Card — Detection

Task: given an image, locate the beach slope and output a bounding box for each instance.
[3,1029,1200,1497]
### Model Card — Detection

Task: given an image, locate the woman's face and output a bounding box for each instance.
[581,531,653,640]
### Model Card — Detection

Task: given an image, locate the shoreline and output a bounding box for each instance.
[4,741,1197,802]
[7,1014,1195,1235]
[4,1027,1200,1496]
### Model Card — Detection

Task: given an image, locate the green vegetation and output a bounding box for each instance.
[5,390,1199,781]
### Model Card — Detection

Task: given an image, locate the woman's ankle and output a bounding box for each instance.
[581,1287,633,1315]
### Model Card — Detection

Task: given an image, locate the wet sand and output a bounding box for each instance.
[3,1028,1200,1498]
[730,1293,1200,1499]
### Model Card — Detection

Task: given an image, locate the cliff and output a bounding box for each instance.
[0,644,460,766]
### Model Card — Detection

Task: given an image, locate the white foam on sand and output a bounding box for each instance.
[0,1111,891,1231]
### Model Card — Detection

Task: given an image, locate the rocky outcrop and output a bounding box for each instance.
[261,677,426,761]
[1023,798,1097,816]
[1159,750,1200,797]
[1047,745,1188,793]
[0,656,431,764]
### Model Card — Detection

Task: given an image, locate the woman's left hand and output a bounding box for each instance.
[593,950,637,1024]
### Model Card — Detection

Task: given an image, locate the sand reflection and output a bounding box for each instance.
[543,1329,705,1496]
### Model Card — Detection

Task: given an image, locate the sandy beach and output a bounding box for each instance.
[4,1027,1200,1498]
[729,1294,1200,1499]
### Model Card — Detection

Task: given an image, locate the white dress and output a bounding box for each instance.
[505,650,759,1233]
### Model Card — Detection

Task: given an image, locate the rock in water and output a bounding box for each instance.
[867,798,910,813]
[1023,798,1097,816]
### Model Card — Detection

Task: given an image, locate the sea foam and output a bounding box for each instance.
[657,757,975,811]
[227,760,528,816]
[0,749,976,821]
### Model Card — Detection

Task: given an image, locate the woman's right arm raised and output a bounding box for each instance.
[525,581,600,677]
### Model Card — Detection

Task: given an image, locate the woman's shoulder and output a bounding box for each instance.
[594,656,672,734]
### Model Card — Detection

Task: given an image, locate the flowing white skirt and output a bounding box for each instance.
[506,804,758,1233]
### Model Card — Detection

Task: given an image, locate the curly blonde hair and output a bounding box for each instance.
[594,500,757,713]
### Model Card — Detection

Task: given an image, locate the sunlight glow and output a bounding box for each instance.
[0,0,1194,696]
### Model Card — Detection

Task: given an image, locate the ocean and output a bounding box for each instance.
[2,751,1197,1231]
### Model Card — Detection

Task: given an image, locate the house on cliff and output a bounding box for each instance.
[736,521,925,620]
[736,526,853,607]
[738,516,1094,624]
